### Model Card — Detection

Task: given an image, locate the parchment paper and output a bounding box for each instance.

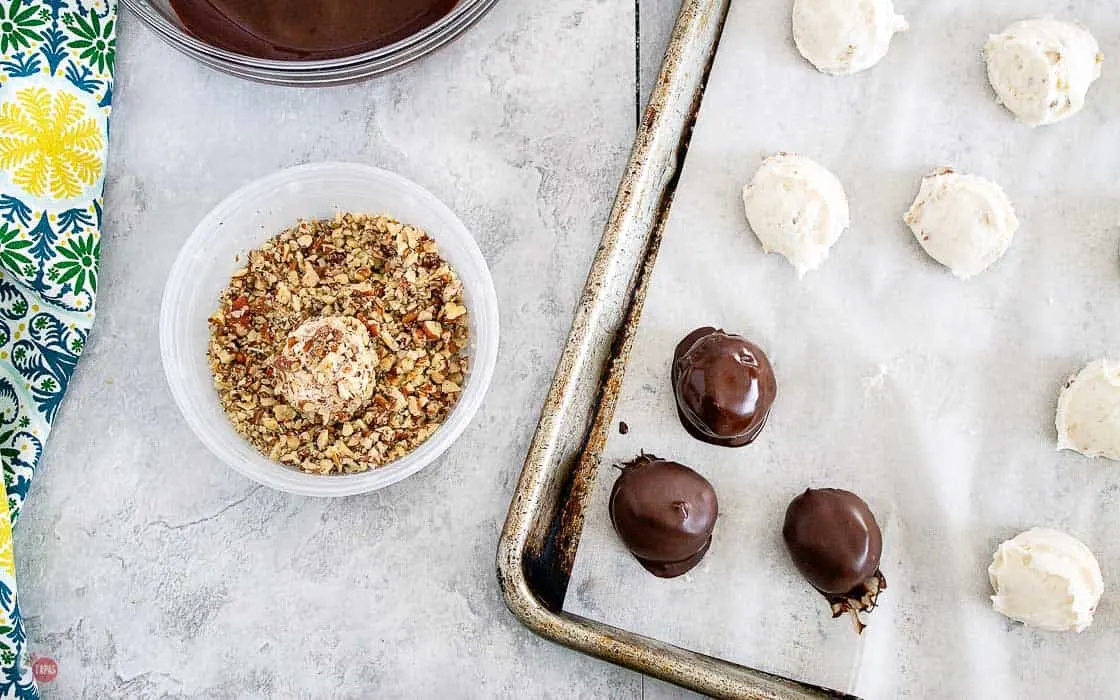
[564,1,1120,697]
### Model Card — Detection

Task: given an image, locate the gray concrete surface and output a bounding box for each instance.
[14,0,700,697]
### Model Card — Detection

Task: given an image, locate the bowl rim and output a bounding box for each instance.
[159,162,499,497]
[121,0,500,76]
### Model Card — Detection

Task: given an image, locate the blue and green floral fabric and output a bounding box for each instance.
[0,0,116,696]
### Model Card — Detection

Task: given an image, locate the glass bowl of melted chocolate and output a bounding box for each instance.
[122,0,498,85]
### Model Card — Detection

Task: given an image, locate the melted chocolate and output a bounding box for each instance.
[671,327,777,447]
[171,0,459,60]
[782,488,887,632]
[609,454,718,578]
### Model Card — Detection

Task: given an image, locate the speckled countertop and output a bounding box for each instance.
[16,0,699,697]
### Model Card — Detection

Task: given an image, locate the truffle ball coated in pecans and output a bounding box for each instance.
[274,316,377,424]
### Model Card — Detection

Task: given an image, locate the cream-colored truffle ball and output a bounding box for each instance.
[903,169,1019,279]
[989,528,1103,632]
[793,0,908,76]
[984,18,1103,127]
[1056,359,1120,461]
[274,316,377,424]
[742,153,850,276]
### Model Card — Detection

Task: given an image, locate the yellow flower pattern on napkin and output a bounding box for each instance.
[0,500,12,580]
[0,86,104,200]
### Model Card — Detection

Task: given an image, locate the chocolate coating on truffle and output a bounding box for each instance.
[609,454,718,578]
[782,488,882,595]
[672,327,777,447]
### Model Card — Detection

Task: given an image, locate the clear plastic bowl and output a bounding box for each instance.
[122,0,500,86]
[160,163,499,496]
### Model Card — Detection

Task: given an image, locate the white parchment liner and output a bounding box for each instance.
[565,1,1120,697]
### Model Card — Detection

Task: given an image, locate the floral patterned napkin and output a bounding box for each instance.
[0,0,117,695]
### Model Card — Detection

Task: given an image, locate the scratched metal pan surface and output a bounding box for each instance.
[496,0,850,697]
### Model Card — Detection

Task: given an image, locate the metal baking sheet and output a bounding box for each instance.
[561,0,1120,698]
[499,0,851,696]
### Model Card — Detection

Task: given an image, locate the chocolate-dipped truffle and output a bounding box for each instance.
[782,488,886,632]
[672,327,777,447]
[609,454,718,578]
